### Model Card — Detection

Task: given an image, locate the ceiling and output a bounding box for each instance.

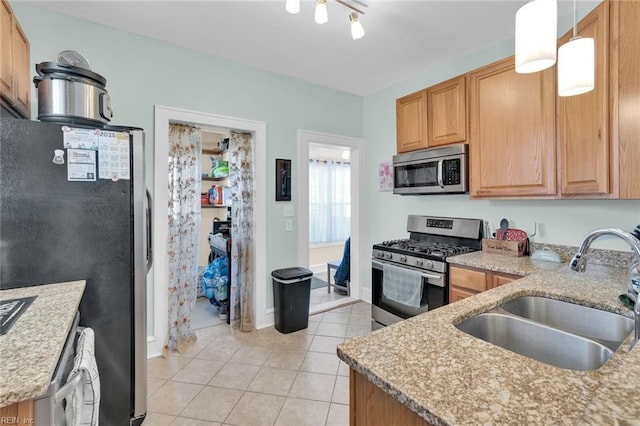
[26,0,592,96]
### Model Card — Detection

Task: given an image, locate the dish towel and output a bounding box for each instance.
[65,327,100,426]
[382,263,423,308]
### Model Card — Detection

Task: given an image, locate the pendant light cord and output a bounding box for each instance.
[573,0,577,37]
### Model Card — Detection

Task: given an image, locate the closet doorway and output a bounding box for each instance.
[193,130,231,330]
[150,106,267,359]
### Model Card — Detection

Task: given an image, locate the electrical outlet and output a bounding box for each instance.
[285,218,293,232]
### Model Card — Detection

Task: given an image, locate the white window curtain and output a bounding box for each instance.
[309,159,351,244]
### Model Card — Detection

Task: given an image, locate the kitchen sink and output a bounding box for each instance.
[456,312,615,371]
[500,296,634,351]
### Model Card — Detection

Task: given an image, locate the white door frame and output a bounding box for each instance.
[149,105,267,358]
[297,130,365,302]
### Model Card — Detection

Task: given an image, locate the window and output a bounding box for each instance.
[309,159,350,244]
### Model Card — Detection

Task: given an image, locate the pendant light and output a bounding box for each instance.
[315,0,328,24]
[515,0,557,74]
[285,0,300,15]
[558,0,594,96]
[349,12,365,40]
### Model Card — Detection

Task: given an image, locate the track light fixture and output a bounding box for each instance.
[285,0,366,40]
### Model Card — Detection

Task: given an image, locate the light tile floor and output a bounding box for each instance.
[145,301,372,426]
[309,270,353,315]
[192,269,352,331]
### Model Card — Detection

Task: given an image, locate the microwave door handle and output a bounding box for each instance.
[437,159,445,188]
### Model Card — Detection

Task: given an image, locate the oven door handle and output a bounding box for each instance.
[437,159,445,189]
[372,259,445,287]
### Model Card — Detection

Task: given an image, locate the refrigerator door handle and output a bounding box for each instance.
[146,189,153,272]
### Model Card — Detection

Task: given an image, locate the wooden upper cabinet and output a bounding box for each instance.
[396,75,467,153]
[611,0,640,199]
[396,90,428,153]
[12,22,29,115]
[558,2,610,196]
[469,56,557,198]
[0,0,30,118]
[427,75,467,146]
[0,0,14,101]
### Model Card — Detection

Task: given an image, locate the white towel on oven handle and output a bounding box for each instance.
[382,263,423,308]
[64,327,100,426]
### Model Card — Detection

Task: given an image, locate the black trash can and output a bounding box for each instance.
[272,267,313,334]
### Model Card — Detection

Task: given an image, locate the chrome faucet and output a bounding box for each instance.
[570,228,640,349]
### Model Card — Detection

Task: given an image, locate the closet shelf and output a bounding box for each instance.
[202,176,229,182]
[202,148,227,155]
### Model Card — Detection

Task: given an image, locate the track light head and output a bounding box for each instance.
[349,12,365,40]
[285,0,300,14]
[315,0,328,24]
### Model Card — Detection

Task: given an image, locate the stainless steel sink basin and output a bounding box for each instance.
[500,296,634,350]
[456,312,614,371]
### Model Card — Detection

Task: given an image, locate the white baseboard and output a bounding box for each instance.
[361,287,372,304]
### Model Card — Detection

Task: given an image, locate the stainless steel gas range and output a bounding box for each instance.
[371,215,484,330]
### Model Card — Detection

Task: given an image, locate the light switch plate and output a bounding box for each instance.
[285,218,293,232]
[283,205,294,217]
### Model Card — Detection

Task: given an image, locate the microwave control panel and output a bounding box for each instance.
[443,159,461,185]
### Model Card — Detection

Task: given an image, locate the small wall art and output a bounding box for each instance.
[378,161,394,191]
[276,158,292,201]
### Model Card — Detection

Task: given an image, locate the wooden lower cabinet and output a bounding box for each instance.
[449,265,520,302]
[350,369,432,426]
[0,400,34,425]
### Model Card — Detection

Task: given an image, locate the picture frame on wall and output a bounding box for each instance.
[276,158,292,201]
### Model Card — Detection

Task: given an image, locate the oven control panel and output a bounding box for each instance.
[426,218,453,229]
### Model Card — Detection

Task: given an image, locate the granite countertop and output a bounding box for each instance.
[338,252,640,425]
[0,281,85,407]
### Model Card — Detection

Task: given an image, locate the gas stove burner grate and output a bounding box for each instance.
[379,239,477,257]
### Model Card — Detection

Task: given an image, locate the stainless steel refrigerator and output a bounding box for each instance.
[0,118,150,425]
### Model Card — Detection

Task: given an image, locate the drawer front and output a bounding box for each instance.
[450,266,487,292]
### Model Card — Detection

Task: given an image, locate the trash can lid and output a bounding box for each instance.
[271,267,313,281]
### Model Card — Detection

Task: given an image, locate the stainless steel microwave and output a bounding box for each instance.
[392,143,468,195]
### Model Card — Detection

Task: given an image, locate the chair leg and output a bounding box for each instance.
[327,265,331,293]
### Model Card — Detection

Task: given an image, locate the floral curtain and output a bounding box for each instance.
[164,124,201,353]
[309,159,351,244]
[229,132,254,332]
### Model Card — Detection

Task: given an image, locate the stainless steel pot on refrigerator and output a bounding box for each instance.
[33,61,113,126]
